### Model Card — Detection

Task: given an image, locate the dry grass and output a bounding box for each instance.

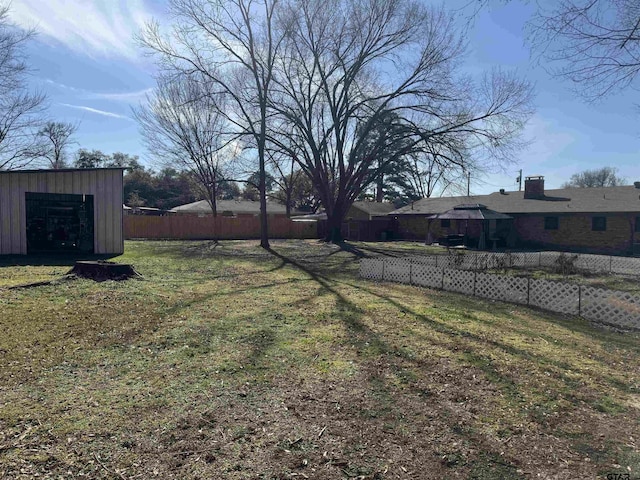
[0,240,638,479]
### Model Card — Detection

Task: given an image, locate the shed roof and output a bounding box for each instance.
[0,167,127,174]
[391,185,640,215]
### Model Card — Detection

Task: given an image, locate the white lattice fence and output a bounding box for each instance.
[443,269,475,295]
[574,254,610,273]
[611,256,640,275]
[439,253,465,270]
[529,278,579,315]
[475,273,528,305]
[383,258,411,283]
[359,258,384,280]
[539,252,561,268]
[406,255,439,267]
[520,252,541,268]
[411,263,443,289]
[580,287,640,330]
[459,254,478,270]
[359,257,640,330]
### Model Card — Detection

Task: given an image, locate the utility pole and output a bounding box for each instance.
[517,169,523,191]
[466,170,471,196]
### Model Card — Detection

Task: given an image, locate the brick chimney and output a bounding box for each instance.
[524,175,545,199]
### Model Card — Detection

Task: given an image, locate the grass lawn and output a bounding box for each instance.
[1,239,639,479]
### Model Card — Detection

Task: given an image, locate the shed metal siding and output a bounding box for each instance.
[0,169,123,255]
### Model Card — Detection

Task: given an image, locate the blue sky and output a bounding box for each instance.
[9,0,640,195]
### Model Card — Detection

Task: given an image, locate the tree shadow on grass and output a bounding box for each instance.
[341,241,435,259]
[266,244,638,405]
[264,246,530,474]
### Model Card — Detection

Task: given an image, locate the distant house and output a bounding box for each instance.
[391,176,640,255]
[347,201,396,220]
[0,168,124,255]
[290,202,395,222]
[124,206,169,216]
[341,201,396,241]
[169,199,301,217]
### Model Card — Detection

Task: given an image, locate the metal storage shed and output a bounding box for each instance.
[0,168,124,255]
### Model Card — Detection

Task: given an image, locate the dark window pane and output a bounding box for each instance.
[544,216,559,230]
[592,216,607,231]
[441,219,450,228]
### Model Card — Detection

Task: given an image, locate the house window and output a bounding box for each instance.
[544,216,559,230]
[636,216,640,232]
[592,216,607,231]
[440,219,450,228]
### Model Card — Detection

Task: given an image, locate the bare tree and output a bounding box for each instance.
[527,0,640,101]
[403,144,471,200]
[134,75,236,217]
[0,3,47,170]
[140,0,287,248]
[37,121,78,169]
[562,166,627,188]
[270,0,533,242]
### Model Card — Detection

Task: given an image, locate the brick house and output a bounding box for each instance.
[390,176,640,255]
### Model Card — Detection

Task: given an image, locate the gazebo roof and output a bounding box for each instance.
[428,204,512,221]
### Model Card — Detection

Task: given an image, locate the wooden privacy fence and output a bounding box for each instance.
[359,257,640,331]
[124,215,318,240]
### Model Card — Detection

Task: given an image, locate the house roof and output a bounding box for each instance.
[429,204,513,220]
[170,199,296,215]
[351,201,396,216]
[391,185,640,216]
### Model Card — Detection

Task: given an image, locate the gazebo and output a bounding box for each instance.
[426,204,514,249]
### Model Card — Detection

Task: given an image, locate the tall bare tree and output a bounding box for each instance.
[140,0,287,248]
[0,3,47,170]
[37,121,77,169]
[528,0,640,101]
[270,0,533,242]
[134,75,236,217]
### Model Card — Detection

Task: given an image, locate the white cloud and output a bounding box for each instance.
[45,79,152,104]
[91,88,153,102]
[9,0,153,60]
[60,103,130,120]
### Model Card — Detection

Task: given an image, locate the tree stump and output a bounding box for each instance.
[69,261,141,281]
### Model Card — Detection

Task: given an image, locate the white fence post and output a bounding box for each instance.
[409,258,413,285]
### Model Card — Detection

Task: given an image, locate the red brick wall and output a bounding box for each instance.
[396,213,639,253]
[514,213,637,254]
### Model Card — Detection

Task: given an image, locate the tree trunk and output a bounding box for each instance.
[258,139,270,249]
[323,202,347,243]
[324,218,343,243]
[376,173,384,202]
[285,188,292,217]
[208,182,217,218]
